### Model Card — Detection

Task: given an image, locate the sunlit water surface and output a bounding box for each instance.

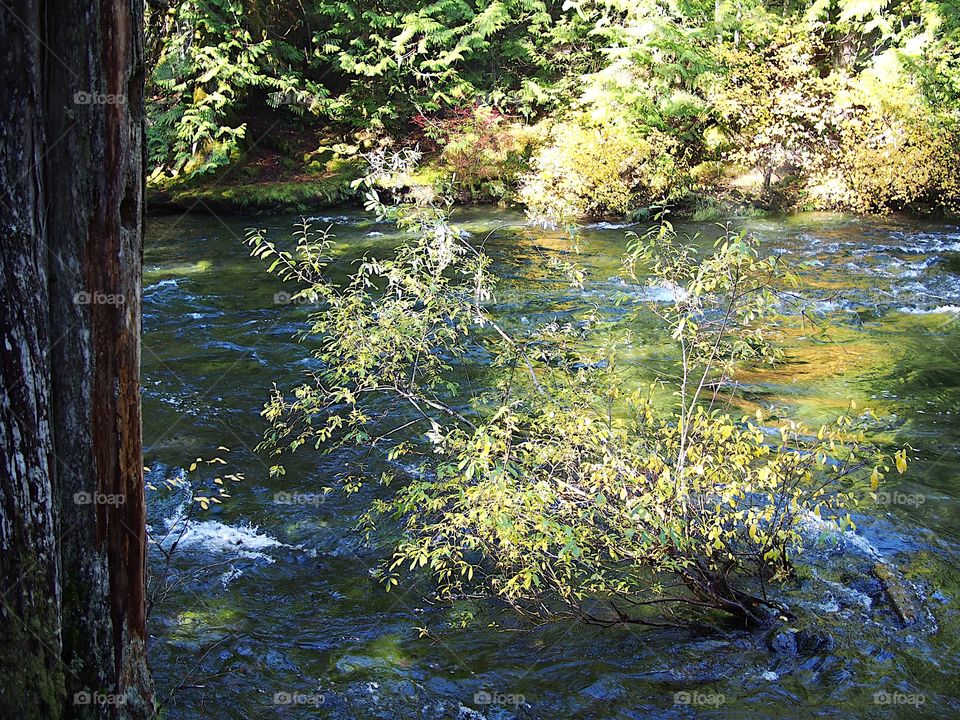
[144,208,960,719]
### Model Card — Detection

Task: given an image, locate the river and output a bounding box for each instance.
[143,207,959,719]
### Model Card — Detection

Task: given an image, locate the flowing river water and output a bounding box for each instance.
[143,208,959,719]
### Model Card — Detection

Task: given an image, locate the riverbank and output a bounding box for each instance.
[147,153,365,214]
[145,125,956,221]
[146,156,779,220]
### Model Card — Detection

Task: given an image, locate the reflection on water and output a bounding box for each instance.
[144,208,959,719]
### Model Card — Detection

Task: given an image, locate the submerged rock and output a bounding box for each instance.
[794,629,834,655]
[768,628,798,655]
[581,675,625,701]
[873,562,922,625]
[767,625,834,657]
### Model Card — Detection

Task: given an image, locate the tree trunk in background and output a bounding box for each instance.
[0,0,152,718]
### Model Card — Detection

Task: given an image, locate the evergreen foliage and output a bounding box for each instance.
[146,0,960,211]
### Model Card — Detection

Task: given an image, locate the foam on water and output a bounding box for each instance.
[144,278,182,303]
[167,519,288,562]
[818,576,874,611]
[899,305,960,315]
[892,235,960,254]
[305,214,361,224]
[146,278,180,291]
[641,281,688,303]
[799,512,882,559]
[586,221,634,230]
[794,233,960,314]
[151,481,301,565]
[219,564,244,588]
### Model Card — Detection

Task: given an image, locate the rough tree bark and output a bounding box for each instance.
[0,0,152,718]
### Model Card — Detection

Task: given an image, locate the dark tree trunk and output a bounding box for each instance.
[0,0,152,718]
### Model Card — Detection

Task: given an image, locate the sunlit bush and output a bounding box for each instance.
[708,30,832,192]
[709,27,960,212]
[248,161,906,628]
[415,106,540,202]
[519,117,688,223]
[806,62,960,212]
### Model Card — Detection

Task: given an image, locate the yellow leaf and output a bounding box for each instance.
[895,449,907,474]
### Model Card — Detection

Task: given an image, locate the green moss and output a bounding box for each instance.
[331,633,408,678]
[1,615,65,719]
[148,160,365,212]
[406,163,448,189]
[680,193,770,222]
